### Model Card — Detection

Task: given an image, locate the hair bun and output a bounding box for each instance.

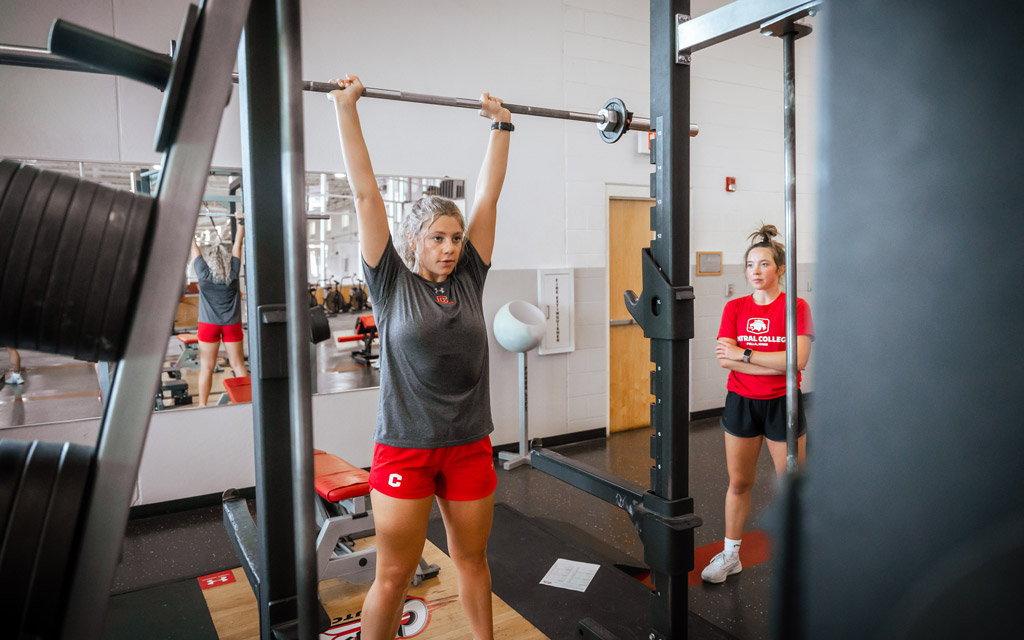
[747,223,780,245]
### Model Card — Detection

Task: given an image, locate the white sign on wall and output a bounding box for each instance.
[537,269,574,355]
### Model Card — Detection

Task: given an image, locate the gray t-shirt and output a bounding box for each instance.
[363,237,493,448]
[194,256,242,325]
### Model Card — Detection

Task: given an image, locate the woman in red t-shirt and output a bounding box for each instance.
[701,224,814,584]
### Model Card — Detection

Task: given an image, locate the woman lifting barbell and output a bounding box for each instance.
[328,74,510,640]
[189,222,249,406]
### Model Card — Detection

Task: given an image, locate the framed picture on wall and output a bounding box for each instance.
[696,251,723,276]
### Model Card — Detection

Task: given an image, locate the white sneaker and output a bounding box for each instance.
[701,551,742,584]
[4,372,24,385]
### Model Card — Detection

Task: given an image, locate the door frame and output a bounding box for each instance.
[604,184,656,435]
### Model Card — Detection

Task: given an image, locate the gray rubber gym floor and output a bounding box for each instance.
[111,417,787,640]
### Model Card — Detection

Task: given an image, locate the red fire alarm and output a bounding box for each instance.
[725,177,736,192]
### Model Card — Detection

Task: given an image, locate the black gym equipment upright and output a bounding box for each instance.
[530,3,699,638]
[0,1,251,638]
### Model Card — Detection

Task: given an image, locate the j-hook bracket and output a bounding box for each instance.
[623,248,695,341]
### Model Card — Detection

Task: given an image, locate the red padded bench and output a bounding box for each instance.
[313,449,370,503]
[222,376,252,404]
[177,333,199,345]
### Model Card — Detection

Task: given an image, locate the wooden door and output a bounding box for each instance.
[609,198,656,432]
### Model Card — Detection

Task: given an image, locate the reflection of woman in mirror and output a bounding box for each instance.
[190,222,248,406]
[328,74,510,640]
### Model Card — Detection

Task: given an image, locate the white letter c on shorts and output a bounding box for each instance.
[388,473,403,487]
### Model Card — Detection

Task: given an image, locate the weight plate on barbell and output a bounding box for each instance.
[0,439,32,537]
[20,442,93,639]
[17,173,79,351]
[598,98,632,144]
[0,165,39,299]
[0,441,63,622]
[38,180,98,355]
[0,169,59,347]
[58,184,115,360]
[98,193,156,361]
[76,189,133,363]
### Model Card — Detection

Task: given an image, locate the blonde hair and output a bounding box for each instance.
[744,223,786,271]
[396,195,466,271]
[201,243,234,284]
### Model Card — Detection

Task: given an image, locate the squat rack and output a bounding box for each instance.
[529,1,819,639]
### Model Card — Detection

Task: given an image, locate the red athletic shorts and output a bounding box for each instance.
[198,321,244,343]
[368,436,496,501]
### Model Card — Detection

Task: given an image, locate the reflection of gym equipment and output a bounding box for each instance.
[348,277,370,312]
[335,314,378,365]
[492,301,546,471]
[155,376,191,411]
[173,333,201,369]
[323,277,346,314]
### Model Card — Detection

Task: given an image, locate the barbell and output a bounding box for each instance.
[1,21,699,145]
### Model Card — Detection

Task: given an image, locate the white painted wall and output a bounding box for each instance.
[2,388,381,505]
[1,0,820,488]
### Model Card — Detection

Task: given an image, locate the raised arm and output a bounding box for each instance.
[466,92,511,265]
[327,75,390,268]
[190,235,201,262]
[232,221,245,259]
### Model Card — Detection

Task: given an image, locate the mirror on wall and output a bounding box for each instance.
[0,157,465,429]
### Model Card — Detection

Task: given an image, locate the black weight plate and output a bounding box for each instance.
[0,439,32,537]
[21,442,92,639]
[17,173,79,351]
[0,159,21,204]
[75,188,132,363]
[98,193,155,361]
[38,180,99,355]
[0,441,62,622]
[310,305,331,344]
[0,169,59,347]
[59,185,115,361]
[0,165,38,298]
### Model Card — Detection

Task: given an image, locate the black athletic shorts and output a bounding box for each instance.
[721,390,807,442]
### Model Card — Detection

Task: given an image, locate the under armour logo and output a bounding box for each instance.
[388,473,403,487]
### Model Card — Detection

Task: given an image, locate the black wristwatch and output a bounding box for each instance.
[742,348,753,363]
[490,121,514,132]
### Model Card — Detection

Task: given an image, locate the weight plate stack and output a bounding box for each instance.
[0,164,39,311]
[76,189,133,363]
[99,192,156,361]
[57,184,115,359]
[38,180,99,354]
[0,439,33,537]
[0,159,21,206]
[20,441,93,639]
[0,441,63,630]
[0,169,60,347]
[17,173,79,350]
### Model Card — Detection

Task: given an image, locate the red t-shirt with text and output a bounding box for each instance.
[718,293,814,400]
